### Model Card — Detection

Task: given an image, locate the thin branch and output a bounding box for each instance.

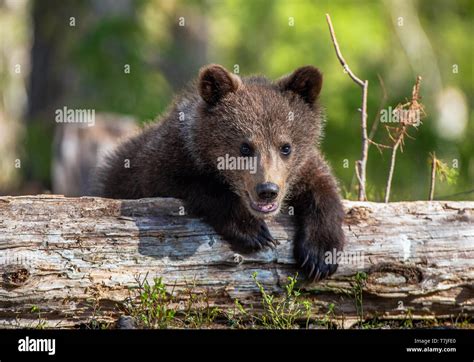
[368,138,393,153]
[384,131,405,203]
[429,152,437,201]
[325,15,365,87]
[359,80,369,201]
[355,160,363,189]
[384,76,423,203]
[326,13,369,201]
[367,75,392,156]
[368,74,388,142]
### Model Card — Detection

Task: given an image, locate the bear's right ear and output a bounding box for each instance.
[198,64,241,105]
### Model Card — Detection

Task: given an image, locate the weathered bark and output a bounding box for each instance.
[0,195,472,328]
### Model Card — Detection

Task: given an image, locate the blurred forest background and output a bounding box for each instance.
[0,0,472,201]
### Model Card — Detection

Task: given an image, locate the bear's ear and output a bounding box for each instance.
[198,64,241,105]
[277,66,323,106]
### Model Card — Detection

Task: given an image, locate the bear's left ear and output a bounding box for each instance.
[277,66,323,106]
[198,64,242,105]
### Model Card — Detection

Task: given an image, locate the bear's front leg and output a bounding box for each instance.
[289,155,345,281]
[184,180,277,252]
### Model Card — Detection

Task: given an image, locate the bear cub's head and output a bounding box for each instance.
[194,64,324,218]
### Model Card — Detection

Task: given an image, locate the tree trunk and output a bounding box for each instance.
[0,196,472,328]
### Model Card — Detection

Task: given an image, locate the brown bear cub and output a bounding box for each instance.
[96,64,345,281]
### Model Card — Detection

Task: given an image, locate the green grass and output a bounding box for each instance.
[229,272,312,329]
[182,281,221,328]
[114,271,473,330]
[125,275,177,329]
[124,274,222,329]
[30,305,46,329]
[352,271,368,327]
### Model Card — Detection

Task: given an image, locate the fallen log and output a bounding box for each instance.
[0,195,473,328]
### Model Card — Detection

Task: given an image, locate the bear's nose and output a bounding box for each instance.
[256,182,279,202]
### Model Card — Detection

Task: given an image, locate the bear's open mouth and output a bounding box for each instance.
[249,200,279,214]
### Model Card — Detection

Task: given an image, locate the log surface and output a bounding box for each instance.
[0,195,473,328]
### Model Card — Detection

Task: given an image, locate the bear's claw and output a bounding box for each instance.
[222,219,277,252]
[295,241,340,282]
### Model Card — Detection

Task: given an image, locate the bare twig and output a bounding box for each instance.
[366,75,393,156]
[384,134,404,203]
[325,15,365,87]
[429,152,437,201]
[354,160,363,188]
[384,76,424,203]
[368,138,392,153]
[326,14,369,201]
[368,74,388,143]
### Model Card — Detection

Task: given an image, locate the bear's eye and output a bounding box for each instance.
[240,143,253,156]
[280,144,292,156]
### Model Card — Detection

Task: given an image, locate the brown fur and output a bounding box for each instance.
[96,64,344,281]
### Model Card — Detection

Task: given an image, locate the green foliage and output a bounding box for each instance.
[127,276,176,329]
[71,10,172,121]
[452,314,472,328]
[351,272,368,327]
[84,297,111,330]
[30,305,46,329]
[402,308,414,329]
[231,272,312,329]
[182,283,221,328]
[23,123,54,189]
[94,272,474,329]
[432,156,459,185]
[319,302,337,329]
[125,275,222,329]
